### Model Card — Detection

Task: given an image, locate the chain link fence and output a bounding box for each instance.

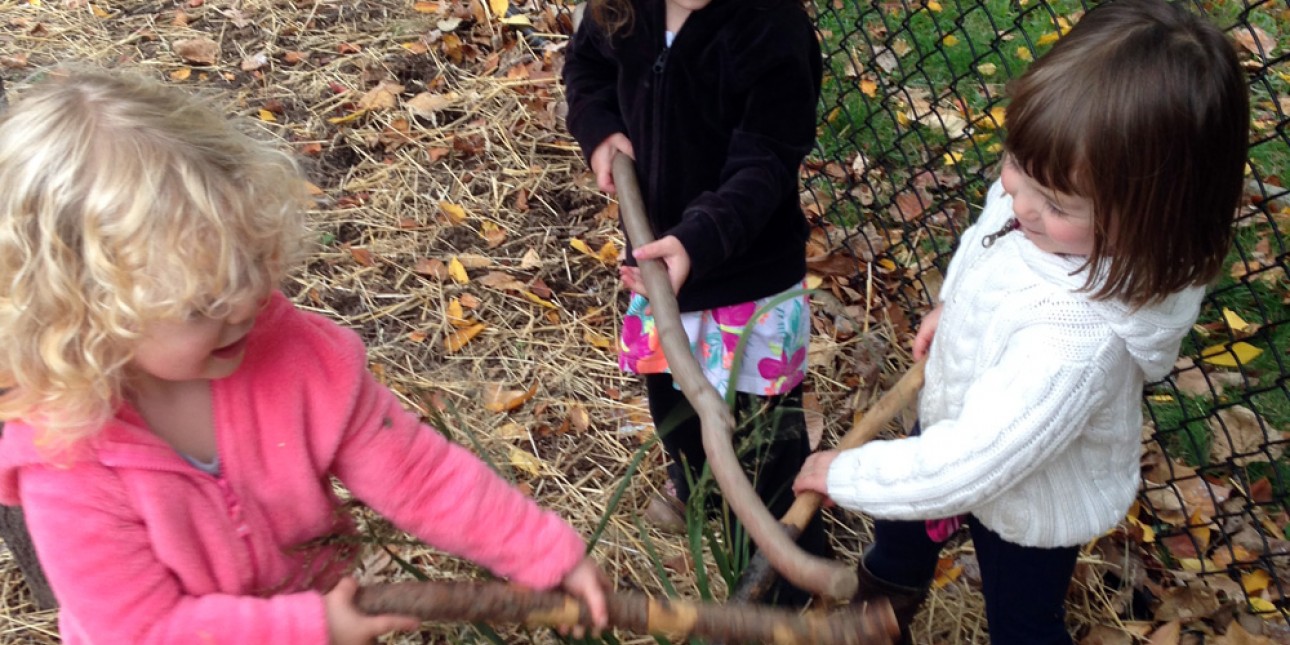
[802,0,1290,624]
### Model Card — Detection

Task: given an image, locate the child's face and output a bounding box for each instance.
[130,293,266,383]
[999,157,1095,257]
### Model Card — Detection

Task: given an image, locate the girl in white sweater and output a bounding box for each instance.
[793,0,1249,642]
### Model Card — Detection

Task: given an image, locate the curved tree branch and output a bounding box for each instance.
[611,153,857,601]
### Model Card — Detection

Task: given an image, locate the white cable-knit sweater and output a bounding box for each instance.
[827,181,1205,547]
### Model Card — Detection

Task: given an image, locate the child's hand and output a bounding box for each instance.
[912,303,943,361]
[559,556,610,637]
[325,577,420,645]
[632,235,691,296]
[590,133,635,194]
[793,450,840,499]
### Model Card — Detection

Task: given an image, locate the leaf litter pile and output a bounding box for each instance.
[0,1,1287,644]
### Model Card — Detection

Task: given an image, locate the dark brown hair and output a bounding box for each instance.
[1004,0,1249,307]
[587,0,634,37]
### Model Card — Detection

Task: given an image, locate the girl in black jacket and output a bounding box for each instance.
[563,0,826,605]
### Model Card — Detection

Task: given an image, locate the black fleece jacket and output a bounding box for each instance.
[563,0,822,312]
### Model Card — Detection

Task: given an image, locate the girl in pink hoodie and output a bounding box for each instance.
[0,70,608,644]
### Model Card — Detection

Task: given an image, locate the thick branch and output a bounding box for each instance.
[611,154,856,601]
[733,360,926,603]
[357,580,898,645]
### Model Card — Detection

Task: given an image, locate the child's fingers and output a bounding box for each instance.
[366,614,421,636]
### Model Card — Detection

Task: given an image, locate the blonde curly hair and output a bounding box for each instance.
[0,70,306,441]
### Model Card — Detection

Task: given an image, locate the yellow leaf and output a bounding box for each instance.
[1248,597,1277,613]
[27,0,41,6]
[258,109,277,122]
[483,381,538,412]
[942,34,959,46]
[977,62,997,76]
[1148,394,1174,403]
[584,330,613,349]
[986,142,1004,154]
[860,78,878,98]
[805,273,824,289]
[943,150,963,166]
[448,257,469,284]
[569,238,594,256]
[597,240,619,265]
[443,322,485,353]
[489,0,508,18]
[896,111,910,127]
[508,446,541,476]
[500,14,531,26]
[1177,557,1215,572]
[90,4,108,17]
[976,106,1005,130]
[440,201,467,224]
[407,330,427,343]
[1223,308,1253,334]
[1037,31,1060,46]
[1200,341,1262,367]
[169,67,193,81]
[413,1,439,12]
[925,0,942,11]
[328,108,369,125]
[446,298,473,328]
[1016,47,1033,62]
[1243,569,1271,594]
[826,106,842,123]
[521,291,556,309]
[931,565,961,589]
[877,258,897,272]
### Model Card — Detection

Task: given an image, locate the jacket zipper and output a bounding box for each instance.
[647,44,670,243]
[982,217,1019,248]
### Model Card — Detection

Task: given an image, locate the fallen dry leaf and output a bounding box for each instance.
[173,37,219,65]
[483,381,538,413]
[358,81,404,110]
[443,322,485,352]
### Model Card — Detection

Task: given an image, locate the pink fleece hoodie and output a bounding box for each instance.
[0,292,586,643]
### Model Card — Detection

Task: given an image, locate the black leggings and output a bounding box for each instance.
[866,516,1079,644]
[645,373,830,602]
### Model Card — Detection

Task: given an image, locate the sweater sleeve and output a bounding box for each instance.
[328,343,585,590]
[665,8,821,281]
[563,15,629,162]
[17,463,329,644]
[825,324,1110,520]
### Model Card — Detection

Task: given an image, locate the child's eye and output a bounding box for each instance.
[1045,201,1068,216]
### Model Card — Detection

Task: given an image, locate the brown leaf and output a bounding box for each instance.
[240,52,268,71]
[1208,405,1281,466]
[481,220,506,248]
[1146,620,1181,645]
[803,392,825,450]
[478,271,526,292]
[891,191,926,222]
[405,92,456,118]
[358,81,404,111]
[1172,358,1216,398]
[413,257,446,278]
[568,403,590,432]
[483,381,538,413]
[173,37,220,65]
[346,246,375,267]
[0,53,29,69]
[1233,25,1276,59]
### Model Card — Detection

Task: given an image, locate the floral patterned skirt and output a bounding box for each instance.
[619,282,809,397]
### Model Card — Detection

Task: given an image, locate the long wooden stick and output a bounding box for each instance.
[611,153,858,601]
[357,580,898,644]
[732,360,926,603]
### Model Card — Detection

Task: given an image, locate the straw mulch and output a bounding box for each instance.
[0,1,1163,643]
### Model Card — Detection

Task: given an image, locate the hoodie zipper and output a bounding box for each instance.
[646,43,670,245]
